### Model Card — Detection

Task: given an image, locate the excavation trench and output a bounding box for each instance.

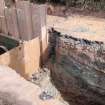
[0,35,19,55]
[48,29,105,105]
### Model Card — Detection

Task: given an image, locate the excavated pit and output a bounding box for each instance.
[48,29,105,105]
[0,34,19,55]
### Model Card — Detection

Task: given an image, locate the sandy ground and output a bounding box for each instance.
[47,15,105,42]
[0,66,65,105]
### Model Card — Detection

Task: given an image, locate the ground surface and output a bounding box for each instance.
[47,15,105,42]
[0,66,66,105]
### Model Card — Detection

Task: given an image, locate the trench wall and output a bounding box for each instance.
[0,0,48,78]
[50,30,105,67]
[0,37,41,78]
[49,29,105,105]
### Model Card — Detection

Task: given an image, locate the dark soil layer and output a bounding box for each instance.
[50,56,105,105]
[49,31,105,105]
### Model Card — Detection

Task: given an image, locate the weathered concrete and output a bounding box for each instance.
[0,0,8,34]
[5,7,19,38]
[16,1,33,40]
[0,37,41,78]
[31,4,48,63]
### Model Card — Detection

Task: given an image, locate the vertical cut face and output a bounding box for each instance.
[49,30,105,105]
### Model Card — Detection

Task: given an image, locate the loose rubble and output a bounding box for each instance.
[29,67,69,105]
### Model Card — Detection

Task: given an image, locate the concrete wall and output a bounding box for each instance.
[31,4,48,63]
[0,1,48,78]
[0,37,41,79]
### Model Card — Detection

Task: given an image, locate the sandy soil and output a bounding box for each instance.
[47,15,105,42]
[0,66,65,105]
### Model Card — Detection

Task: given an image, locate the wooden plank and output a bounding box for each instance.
[0,16,8,34]
[31,4,47,40]
[0,0,8,34]
[40,5,47,41]
[5,7,19,39]
[0,0,5,16]
[16,1,33,40]
[31,4,47,39]
[31,4,41,38]
[31,4,48,63]
[39,5,48,63]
